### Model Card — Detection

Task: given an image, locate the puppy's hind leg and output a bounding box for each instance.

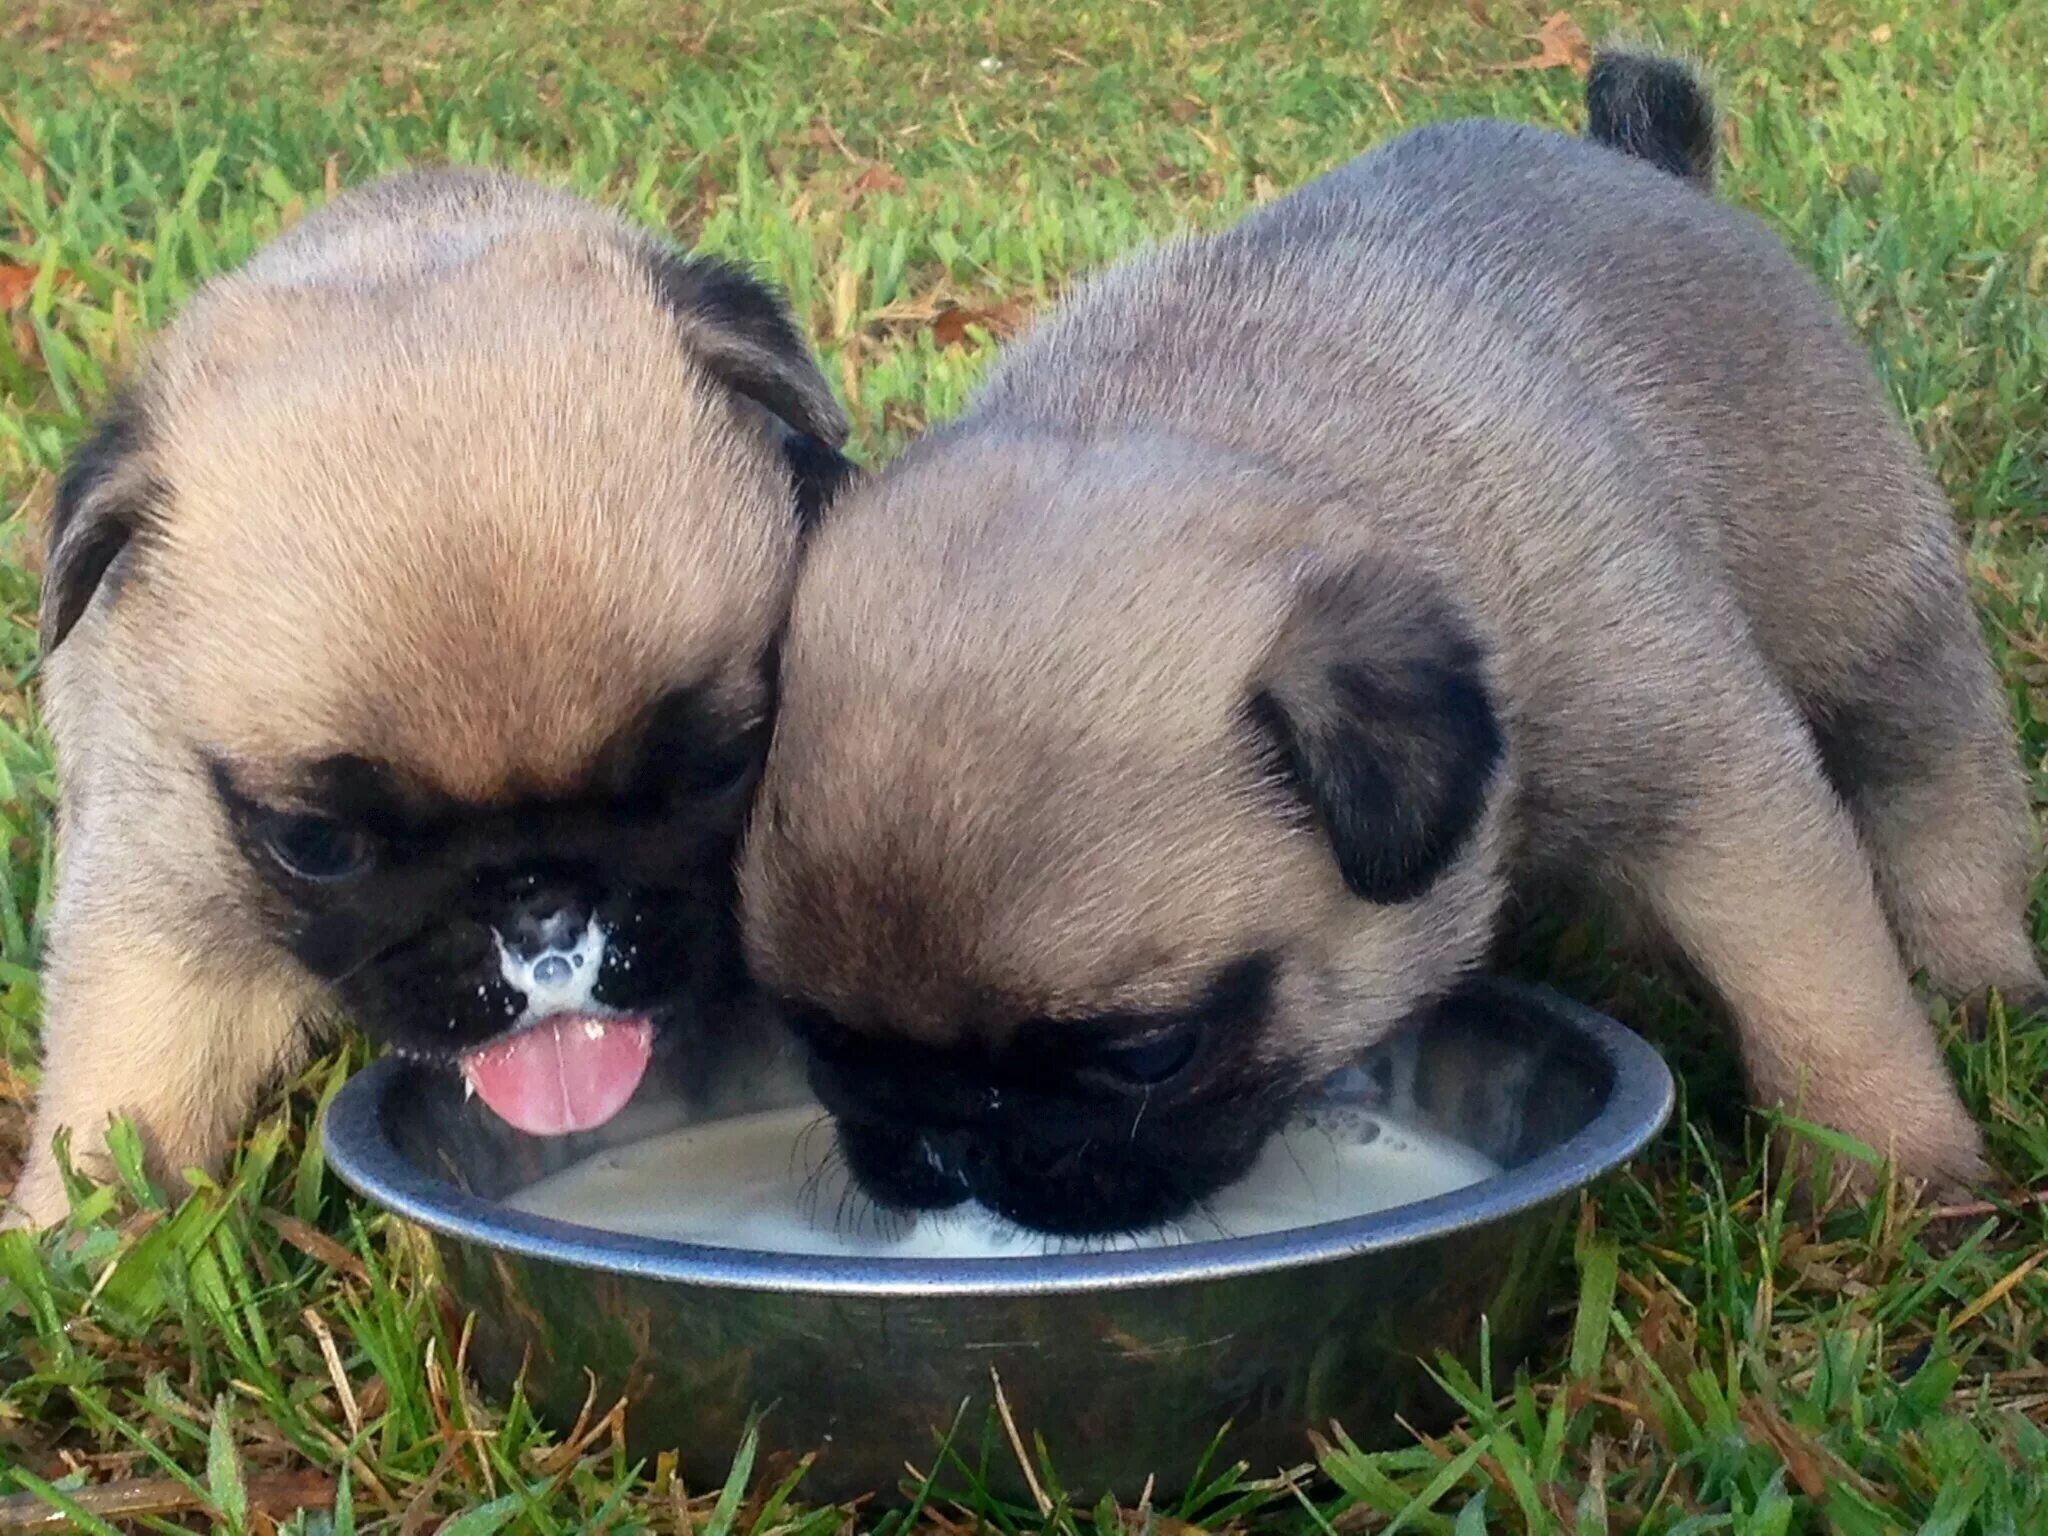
[7,927,314,1227]
[1622,673,1986,1197]
[1809,618,2046,1022]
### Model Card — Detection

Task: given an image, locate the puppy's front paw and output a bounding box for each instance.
[2,1153,75,1231]
[1870,1095,1989,1203]
[1774,1103,1988,1208]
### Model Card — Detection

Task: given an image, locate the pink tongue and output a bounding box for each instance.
[460,1015,654,1136]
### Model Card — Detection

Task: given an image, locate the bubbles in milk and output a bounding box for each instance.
[506,1102,1500,1258]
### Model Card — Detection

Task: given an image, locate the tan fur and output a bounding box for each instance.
[751,440,1503,1069]
[10,169,842,1226]
[742,103,2041,1212]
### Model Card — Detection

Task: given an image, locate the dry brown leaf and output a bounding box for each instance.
[395,1444,463,1536]
[261,1209,370,1281]
[0,263,36,310]
[850,163,906,198]
[1491,9,1591,74]
[929,300,1032,347]
[1737,1398,1830,1500]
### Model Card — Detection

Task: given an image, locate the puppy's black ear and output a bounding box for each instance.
[782,429,863,533]
[1585,48,1717,187]
[1246,557,1504,903]
[646,252,858,528]
[40,392,162,655]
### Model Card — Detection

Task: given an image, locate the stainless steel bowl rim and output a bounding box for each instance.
[323,982,1672,1298]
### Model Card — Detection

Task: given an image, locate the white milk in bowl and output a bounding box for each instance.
[507,1103,1500,1258]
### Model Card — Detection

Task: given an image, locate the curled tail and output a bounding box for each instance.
[1585,48,1717,188]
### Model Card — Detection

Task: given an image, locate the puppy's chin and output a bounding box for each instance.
[834,1120,973,1212]
[832,1106,1285,1237]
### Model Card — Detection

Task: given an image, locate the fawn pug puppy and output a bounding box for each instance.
[10,168,852,1227]
[741,54,2044,1235]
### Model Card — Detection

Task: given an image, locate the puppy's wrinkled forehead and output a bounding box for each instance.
[744,440,1344,1041]
[152,246,798,799]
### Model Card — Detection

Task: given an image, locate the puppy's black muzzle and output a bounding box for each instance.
[808,1048,1280,1237]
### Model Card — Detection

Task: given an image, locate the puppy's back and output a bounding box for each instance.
[975,117,1960,700]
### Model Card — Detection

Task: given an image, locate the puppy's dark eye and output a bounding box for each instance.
[678,725,768,799]
[264,815,374,882]
[683,747,755,797]
[1087,1025,1202,1088]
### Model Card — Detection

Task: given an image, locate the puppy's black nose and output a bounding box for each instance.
[922,1129,987,1184]
[498,880,591,962]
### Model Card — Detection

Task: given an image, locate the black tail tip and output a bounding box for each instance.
[1585,48,1717,187]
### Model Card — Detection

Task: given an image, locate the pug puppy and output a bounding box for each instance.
[740,54,2044,1235]
[9,168,851,1226]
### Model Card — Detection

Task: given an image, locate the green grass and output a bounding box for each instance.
[2,0,2046,1529]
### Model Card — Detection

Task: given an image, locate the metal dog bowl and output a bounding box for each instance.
[325,979,1670,1502]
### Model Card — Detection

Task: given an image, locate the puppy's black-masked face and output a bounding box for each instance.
[208,682,767,1135]
[784,955,1302,1235]
[742,445,1509,1238]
